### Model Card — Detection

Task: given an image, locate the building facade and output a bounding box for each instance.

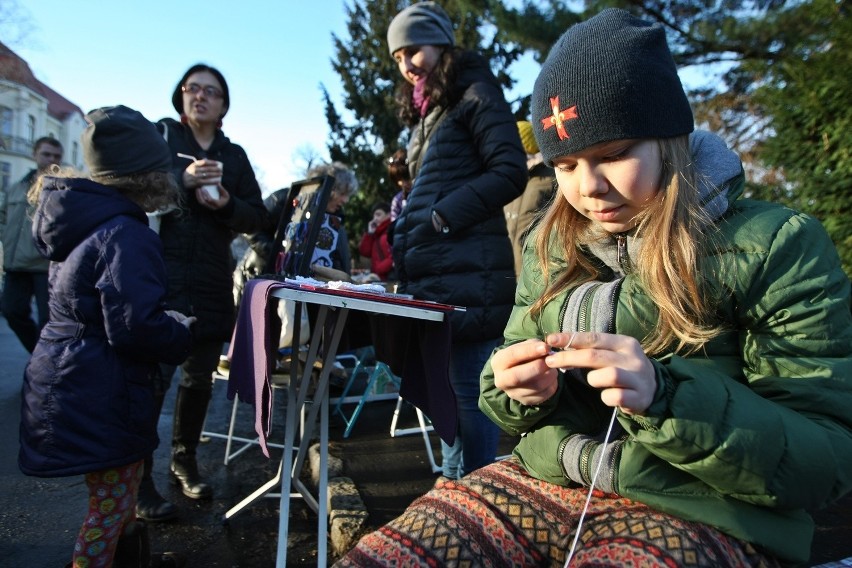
[0,41,86,191]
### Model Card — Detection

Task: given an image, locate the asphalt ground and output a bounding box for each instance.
[1,312,850,567]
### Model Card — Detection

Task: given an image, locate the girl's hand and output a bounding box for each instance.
[165,310,197,329]
[492,339,560,406]
[544,332,656,415]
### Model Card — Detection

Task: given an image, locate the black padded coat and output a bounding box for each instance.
[394,51,527,342]
[156,119,269,342]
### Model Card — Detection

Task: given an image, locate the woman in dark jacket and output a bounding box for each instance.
[140,63,268,519]
[386,2,527,479]
[20,105,193,568]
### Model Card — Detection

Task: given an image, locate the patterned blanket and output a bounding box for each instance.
[336,458,779,567]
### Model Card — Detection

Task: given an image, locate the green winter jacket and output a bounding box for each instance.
[479,132,852,565]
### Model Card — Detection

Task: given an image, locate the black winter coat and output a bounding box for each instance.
[19,177,192,477]
[156,119,269,342]
[395,51,527,342]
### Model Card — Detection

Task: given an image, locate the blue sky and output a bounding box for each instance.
[13,1,353,193]
[12,0,540,195]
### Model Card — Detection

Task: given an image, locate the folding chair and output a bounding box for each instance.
[389,396,442,473]
[201,361,287,465]
[331,346,401,438]
[329,345,442,473]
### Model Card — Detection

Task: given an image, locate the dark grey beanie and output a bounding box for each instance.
[532,8,693,165]
[82,105,172,178]
[387,1,455,55]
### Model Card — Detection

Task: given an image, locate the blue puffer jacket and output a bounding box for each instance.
[394,50,527,342]
[19,177,192,477]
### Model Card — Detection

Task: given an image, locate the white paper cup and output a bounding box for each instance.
[203,161,223,200]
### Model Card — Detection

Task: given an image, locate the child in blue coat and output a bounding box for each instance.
[19,105,194,568]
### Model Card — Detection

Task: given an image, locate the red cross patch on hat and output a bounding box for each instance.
[541,96,578,141]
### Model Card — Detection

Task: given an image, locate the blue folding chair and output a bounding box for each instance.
[331,346,401,438]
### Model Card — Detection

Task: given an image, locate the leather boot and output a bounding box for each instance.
[135,456,177,522]
[113,520,186,568]
[136,391,177,520]
[113,520,150,568]
[169,386,213,500]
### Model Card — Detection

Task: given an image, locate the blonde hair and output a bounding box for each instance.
[29,167,181,214]
[530,135,723,355]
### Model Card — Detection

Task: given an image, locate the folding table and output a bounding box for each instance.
[223,282,457,567]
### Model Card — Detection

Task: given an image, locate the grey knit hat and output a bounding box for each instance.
[532,8,693,165]
[387,1,455,55]
[82,105,172,178]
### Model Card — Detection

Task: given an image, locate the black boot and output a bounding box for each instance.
[113,520,150,568]
[136,456,177,522]
[170,386,213,500]
[114,520,186,568]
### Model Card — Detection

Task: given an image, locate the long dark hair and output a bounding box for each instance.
[394,47,467,126]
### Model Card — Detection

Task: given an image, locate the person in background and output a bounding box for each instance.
[19,105,193,568]
[293,162,357,280]
[386,1,527,480]
[387,149,412,222]
[0,137,62,353]
[357,201,393,282]
[503,120,555,278]
[338,9,852,567]
[232,162,358,348]
[139,63,268,521]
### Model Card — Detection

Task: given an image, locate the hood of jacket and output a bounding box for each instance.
[452,50,502,96]
[32,176,148,262]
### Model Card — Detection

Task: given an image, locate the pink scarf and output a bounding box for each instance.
[412,75,430,117]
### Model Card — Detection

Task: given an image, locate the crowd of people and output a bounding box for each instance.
[2,2,850,567]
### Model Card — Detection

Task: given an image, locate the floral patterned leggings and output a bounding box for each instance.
[71,460,142,568]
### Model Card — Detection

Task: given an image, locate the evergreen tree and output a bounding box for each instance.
[749,0,851,275]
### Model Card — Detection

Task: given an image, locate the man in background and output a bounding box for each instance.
[0,137,62,352]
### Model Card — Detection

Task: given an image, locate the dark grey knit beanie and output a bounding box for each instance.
[82,105,172,178]
[532,8,693,165]
[387,1,455,55]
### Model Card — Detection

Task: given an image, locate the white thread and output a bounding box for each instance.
[557,332,576,373]
[563,406,619,567]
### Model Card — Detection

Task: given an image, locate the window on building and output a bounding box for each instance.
[0,107,12,150]
[0,161,11,191]
[27,115,36,143]
[72,142,79,166]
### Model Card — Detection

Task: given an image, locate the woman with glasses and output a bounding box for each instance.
[135,63,268,523]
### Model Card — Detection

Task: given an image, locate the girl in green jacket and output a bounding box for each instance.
[336,8,852,568]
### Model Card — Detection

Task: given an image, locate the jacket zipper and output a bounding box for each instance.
[615,233,630,274]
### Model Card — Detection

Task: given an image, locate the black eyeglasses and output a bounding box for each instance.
[182,83,224,99]
[387,155,407,165]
